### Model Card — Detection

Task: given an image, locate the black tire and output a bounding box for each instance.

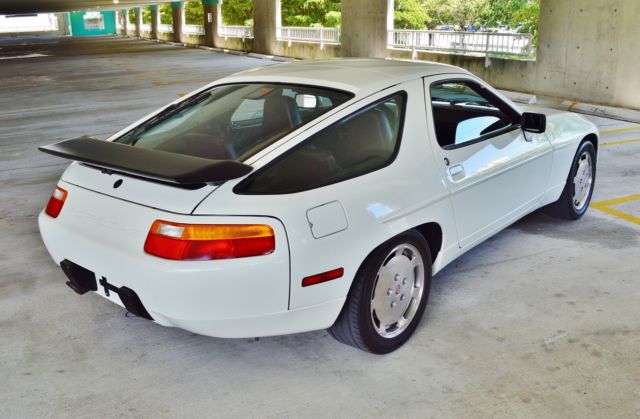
[328,230,432,354]
[545,140,596,220]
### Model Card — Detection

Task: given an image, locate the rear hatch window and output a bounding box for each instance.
[115,83,353,162]
[60,83,352,214]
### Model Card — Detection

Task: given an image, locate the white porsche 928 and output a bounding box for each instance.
[39,59,598,353]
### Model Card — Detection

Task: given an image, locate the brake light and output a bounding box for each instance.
[302,268,344,287]
[45,186,68,218]
[144,220,275,260]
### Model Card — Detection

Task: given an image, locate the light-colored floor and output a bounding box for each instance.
[1,36,639,418]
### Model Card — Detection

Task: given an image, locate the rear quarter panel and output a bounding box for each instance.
[194,79,457,315]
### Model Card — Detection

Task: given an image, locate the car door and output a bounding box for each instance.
[424,75,553,248]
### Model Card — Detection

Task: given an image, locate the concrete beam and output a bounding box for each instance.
[341,0,392,58]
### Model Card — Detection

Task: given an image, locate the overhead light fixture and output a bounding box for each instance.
[113,0,119,3]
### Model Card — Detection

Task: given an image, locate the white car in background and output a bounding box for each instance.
[38,59,598,353]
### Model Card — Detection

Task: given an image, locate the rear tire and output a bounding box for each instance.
[329,231,432,354]
[546,140,596,220]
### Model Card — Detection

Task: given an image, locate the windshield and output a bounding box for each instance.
[115,83,353,162]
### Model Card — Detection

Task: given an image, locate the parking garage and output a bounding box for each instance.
[1,1,639,417]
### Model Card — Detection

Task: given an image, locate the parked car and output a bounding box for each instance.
[437,25,452,31]
[466,25,479,32]
[39,59,598,354]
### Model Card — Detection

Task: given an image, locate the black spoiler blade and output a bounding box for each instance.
[38,136,253,186]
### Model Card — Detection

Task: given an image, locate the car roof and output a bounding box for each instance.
[218,58,471,97]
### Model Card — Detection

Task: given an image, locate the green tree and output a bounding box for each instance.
[142,8,151,24]
[221,0,253,26]
[185,1,204,25]
[281,0,341,27]
[160,4,173,25]
[128,9,135,23]
[394,0,428,29]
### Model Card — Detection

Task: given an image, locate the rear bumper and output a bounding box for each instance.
[38,182,342,338]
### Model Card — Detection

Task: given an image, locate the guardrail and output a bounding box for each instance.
[388,29,534,57]
[277,26,340,48]
[183,24,205,35]
[218,25,253,39]
[158,23,173,34]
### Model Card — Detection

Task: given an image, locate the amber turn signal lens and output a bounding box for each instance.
[144,220,275,260]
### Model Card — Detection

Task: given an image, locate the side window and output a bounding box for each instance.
[236,93,406,195]
[430,81,516,148]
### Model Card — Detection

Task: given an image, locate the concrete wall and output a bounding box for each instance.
[532,0,640,110]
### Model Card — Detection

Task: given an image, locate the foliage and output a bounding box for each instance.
[394,0,539,33]
[185,1,204,25]
[142,8,151,24]
[128,9,135,24]
[221,0,253,26]
[160,4,173,25]
[280,0,341,27]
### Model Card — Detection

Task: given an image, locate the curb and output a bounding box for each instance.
[500,89,640,123]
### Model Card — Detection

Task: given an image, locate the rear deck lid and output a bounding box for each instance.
[40,137,252,214]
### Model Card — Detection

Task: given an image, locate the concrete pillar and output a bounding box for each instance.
[341,0,392,57]
[253,0,280,55]
[171,2,184,43]
[149,5,159,39]
[121,9,128,35]
[134,7,142,37]
[56,12,70,35]
[202,0,218,47]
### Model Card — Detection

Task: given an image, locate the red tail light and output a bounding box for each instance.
[144,220,275,260]
[45,186,68,218]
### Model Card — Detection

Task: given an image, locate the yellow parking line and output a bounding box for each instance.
[600,125,640,135]
[600,137,640,148]
[591,194,640,225]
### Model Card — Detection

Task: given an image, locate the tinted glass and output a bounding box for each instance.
[115,84,352,161]
[431,81,514,148]
[237,93,405,194]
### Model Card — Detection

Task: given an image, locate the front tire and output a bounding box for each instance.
[547,140,596,220]
[329,231,432,354]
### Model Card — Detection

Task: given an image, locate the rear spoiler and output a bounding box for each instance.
[38,136,253,186]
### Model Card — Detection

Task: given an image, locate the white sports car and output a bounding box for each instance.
[39,59,598,353]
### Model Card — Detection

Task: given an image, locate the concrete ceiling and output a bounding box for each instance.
[0,0,176,14]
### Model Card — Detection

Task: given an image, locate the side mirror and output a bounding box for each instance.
[521,112,546,134]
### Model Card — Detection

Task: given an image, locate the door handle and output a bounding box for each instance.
[449,164,465,180]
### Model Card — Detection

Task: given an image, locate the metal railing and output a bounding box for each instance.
[140,23,151,32]
[277,26,340,48]
[388,30,534,57]
[218,25,253,39]
[183,24,205,35]
[158,23,173,34]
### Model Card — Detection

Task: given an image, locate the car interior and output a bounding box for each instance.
[237,94,405,194]
[430,81,519,148]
